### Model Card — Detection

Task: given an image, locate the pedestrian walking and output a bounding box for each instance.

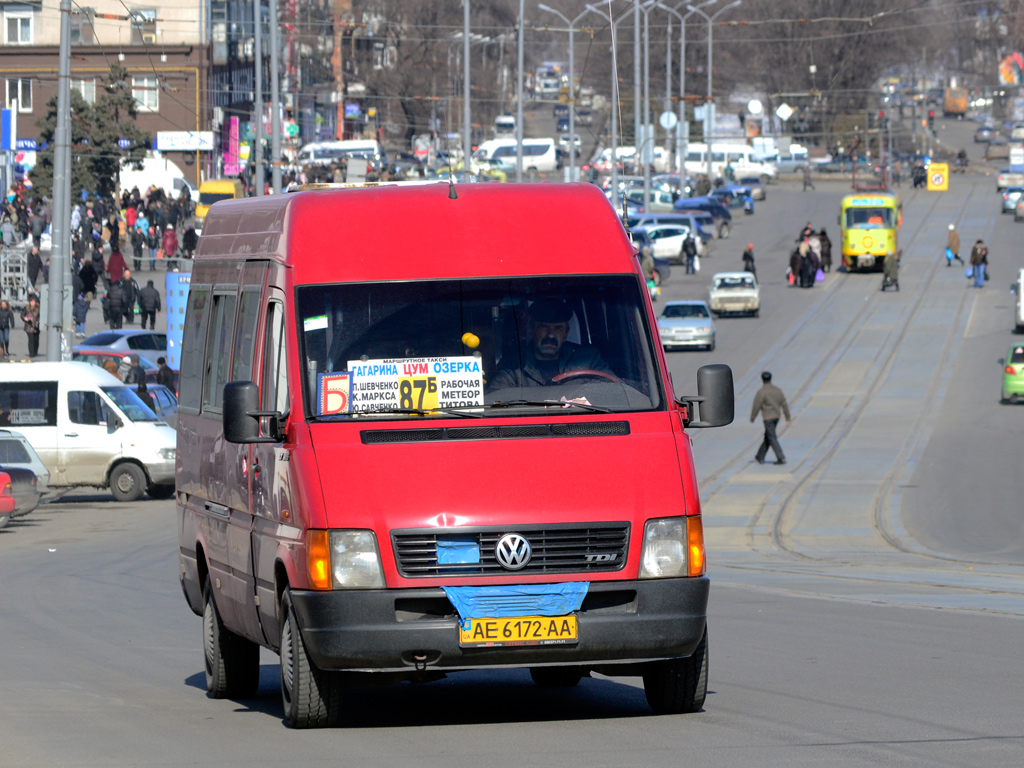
[21,297,41,358]
[741,243,756,277]
[29,209,46,248]
[73,292,89,336]
[802,162,816,191]
[751,371,791,465]
[681,232,698,275]
[123,353,145,385]
[106,280,125,329]
[135,379,155,410]
[156,356,175,389]
[146,225,160,271]
[130,226,145,272]
[181,225,198,263]
[0,299,14,356]
[27,246,42,287]
[818,227,833,273]
[881,252,900,291]
[138,279,161,330]
[121,269,139,325]
[162,224,179,272]
[969,240,988,288]
[1,216,15,248]
[107,247,126,285]
[946,223,965,267]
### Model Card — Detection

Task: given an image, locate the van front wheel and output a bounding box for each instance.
[280,589,342,728]
[109,463,146,502]
[643,626,708,714]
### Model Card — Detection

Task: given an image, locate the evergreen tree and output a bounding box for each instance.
[91,63,151,198]
[29,88,96,201]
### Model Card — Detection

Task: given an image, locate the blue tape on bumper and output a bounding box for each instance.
[443,583,590,623]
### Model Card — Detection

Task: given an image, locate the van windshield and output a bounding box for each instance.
[297,276,664,419]
[101,386,160,422]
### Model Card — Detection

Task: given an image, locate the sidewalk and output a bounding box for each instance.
[4,259,178,363]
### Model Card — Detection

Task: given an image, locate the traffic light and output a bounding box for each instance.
[928,109,935,127]
[879,111,886,129]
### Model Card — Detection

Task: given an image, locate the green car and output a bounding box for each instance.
[1001,343,1024,403]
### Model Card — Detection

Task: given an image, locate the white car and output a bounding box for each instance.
[708,271,760,317]
[996,168,1024,190]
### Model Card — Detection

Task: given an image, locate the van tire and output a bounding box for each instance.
[147,484,175,500]
[280,589,341,728]
[526,167,539,181]
[643,626,708,715]
[109,463,146,502]
[530,666,583,688]
[203,577,260,698]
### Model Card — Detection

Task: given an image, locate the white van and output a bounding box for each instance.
[684,143,777,181]
[1014,268,1024,332]
[494,115,516,136]
[0,363,176,501]
[120,155,198,203]
[297,140,386,168]
[474,138,559,177]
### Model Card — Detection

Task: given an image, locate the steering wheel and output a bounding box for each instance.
[550,368,621,384]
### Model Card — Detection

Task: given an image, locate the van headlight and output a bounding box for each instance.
[307,530,385,589]
[159,448,176,460]
[639,516,705,578]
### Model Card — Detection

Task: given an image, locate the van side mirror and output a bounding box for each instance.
[677,364,735,428]
[223,381,282,443]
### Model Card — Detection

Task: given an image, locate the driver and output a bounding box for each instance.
[489,298,612,389]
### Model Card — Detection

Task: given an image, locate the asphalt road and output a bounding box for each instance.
[2,168,1023,766]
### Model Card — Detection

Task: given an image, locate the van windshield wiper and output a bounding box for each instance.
[488,399,612,414]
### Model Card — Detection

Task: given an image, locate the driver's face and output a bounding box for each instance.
[531,320,569,360]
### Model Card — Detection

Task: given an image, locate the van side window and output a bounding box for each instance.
[0,382,59,427]
[178,287,210,412]
[262,301,289,415]
[231,288,262,383]
[67,391,110,426]
[203,293,238,411]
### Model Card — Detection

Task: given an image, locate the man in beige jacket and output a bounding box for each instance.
[751,371,791,465]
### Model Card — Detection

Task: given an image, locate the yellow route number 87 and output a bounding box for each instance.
[399,376,439,411]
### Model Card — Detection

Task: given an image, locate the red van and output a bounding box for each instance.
[175,182,733,728]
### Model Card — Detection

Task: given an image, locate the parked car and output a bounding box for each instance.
[0,429,50,494]
[556,116,570,133]
[149,384,179,428]
[997,168,1024,190]
[79,329,168,356]
[657,300,716,351]
[627,212,713,246]
[1000,343,1024,403]
[626,230,672,285]
[708,271,760,317]
[974,125,995,142]
[553,104,569,118]
[985,138,1010,161]
[630,224,702,263]
[673,197,733,238]
[735,176,766,200]
[0,464,41,517]
[1015,196,1024,222]
[0,471,14,530]
[1001,186,1024,214]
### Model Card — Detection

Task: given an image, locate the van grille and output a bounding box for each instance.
[392,523,630,577]
[362,421,629,444]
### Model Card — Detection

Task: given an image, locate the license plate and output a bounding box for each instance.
[459,615,578,647]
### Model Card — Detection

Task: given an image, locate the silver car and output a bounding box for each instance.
[657,300,716,351]
[78,329,168,356]
[1001,186,1024,214]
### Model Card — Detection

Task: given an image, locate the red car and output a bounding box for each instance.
[0,471,15,529]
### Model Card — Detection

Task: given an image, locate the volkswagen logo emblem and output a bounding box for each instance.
[494,533,532,570]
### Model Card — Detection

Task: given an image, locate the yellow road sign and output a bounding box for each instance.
[926,162,949,191]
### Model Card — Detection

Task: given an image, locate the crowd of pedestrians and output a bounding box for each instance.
[0,178,192,353]
[788,222,832,288]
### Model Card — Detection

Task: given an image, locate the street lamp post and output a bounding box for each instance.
[585,4,630,199]
[538,4,590,183]
[687,0,740,186]
[658,1,716,176]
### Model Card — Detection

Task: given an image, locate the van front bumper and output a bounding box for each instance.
[288,577,709,673]
[146,458,176,485]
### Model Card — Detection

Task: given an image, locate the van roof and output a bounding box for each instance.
[0,361,121,384]
[197,182,635,283]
